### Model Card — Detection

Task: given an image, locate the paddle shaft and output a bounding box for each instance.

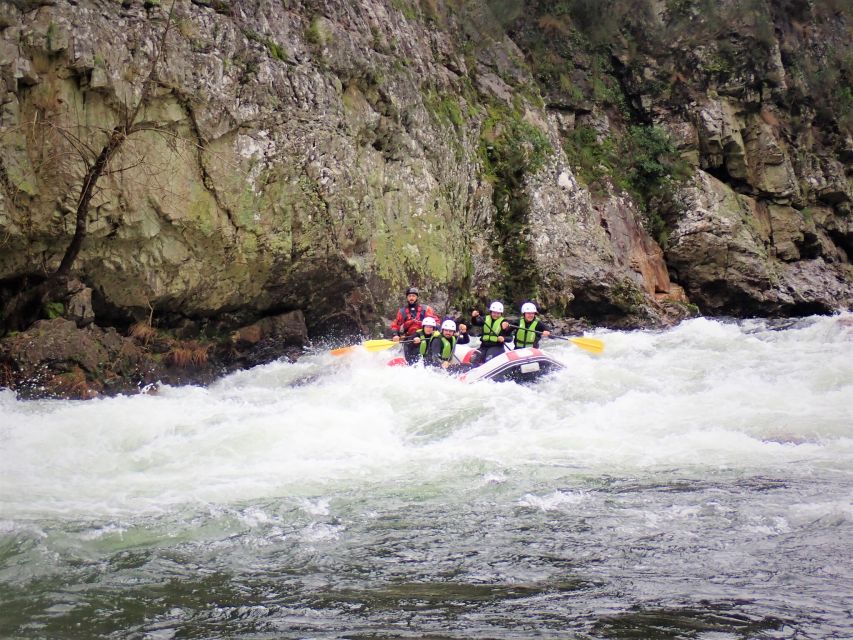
[331,337,415,356]
[507,324,558,339]
[507,324,604,354]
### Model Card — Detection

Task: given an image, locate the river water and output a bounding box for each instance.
[1,315,852,639]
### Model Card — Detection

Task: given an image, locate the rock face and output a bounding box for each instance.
[667,172,853,315]
[0,311,310,399]
[0,0,851,350]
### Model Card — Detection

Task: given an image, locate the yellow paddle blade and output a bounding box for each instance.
[330,339,400,357]
[569,336,605,354]
[362,339,399,352]
[330,345,358,357]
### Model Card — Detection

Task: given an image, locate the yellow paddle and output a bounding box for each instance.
[508,325,604,354]
[556,335,605,354]
[330,338,409,357]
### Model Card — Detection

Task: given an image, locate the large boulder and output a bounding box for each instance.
[667,171,853,315]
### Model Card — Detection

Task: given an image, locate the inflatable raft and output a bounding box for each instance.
[389,345,565,383]
[455,346,565,383]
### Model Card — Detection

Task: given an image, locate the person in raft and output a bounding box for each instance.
[470,301,513,364]
[424,319,460,369]
[390,286,440,364]
[412,316,439,365]
[442,314,470,345]
[513,302,551,349]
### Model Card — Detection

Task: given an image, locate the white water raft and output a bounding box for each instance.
[454,346,566,383]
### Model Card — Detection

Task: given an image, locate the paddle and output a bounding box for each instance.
[330,337,415,357]
[507,324,604,355]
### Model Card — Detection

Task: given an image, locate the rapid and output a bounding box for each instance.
[1,314,852,639]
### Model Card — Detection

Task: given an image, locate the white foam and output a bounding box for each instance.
[1,315,851,519]
[518,490,589,511]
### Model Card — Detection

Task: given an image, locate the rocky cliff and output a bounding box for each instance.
[0,1,851,349]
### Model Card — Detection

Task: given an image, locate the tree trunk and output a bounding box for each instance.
[54,127,126,278]
[1,129,125,335]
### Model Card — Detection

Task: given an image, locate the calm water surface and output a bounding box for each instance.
[1,315,852,639]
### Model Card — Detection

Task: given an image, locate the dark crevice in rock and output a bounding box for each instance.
[172,92,243,237]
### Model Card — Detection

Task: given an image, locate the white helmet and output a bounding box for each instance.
[521,302,537,314]
[441,319,457,332]
[489,301,504,313]
[422,317,437,328]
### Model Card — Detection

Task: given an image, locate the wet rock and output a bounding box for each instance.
[64,279,95,327]
[229,310,309,368]
[667,172,853,315]
[232,310,308,348]
[0,318,148,399]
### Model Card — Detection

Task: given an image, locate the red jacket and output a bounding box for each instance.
[390,304,439,337]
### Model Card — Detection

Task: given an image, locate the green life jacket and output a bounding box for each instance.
[438,335,457,361]
[482,315,505,343]
[515,318,539,348]
[417,329,436,355]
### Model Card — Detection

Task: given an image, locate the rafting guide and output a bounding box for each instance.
[389,287,440,364]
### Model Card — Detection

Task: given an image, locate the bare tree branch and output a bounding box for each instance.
[53,0,179,279]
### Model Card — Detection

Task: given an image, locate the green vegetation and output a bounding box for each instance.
[798,51,853,133]
[530,0,649,52]
[426,91,464,132]
[46,22,58,51]
[43,302,65,320]
[305,17,330,47]
[562,124,690,245]
[626,126,688,199]
[243,30,288,62]
[421,0,441,24]
[265,40,287,62]
[390,0,418,21]
[480,106,552,183]
[624,126,692,245]
[611,278,647,315]
[562,125,613,188]
[479,105,553,302]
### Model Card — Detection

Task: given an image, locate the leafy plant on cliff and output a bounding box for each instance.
[801,51,853,133]
[562,125,615,190]
[305,16,330,47]
[479,105,552,302]
[625,126,689,199]
[390,0,418,21]
[426,92,464,132]
[43,302,64,320]
[623,125,692,245]
[562,124,689,244]
[244,29,289,62]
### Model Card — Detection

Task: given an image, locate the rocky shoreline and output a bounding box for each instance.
[0,288,698,400]
[0,306,310,400]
